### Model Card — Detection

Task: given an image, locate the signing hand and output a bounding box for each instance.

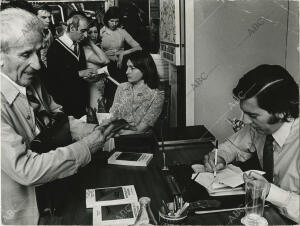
[203,150,226,173]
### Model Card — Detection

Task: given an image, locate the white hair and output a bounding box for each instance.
[0,8,43,52]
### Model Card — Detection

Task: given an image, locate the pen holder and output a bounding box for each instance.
[158,202,188,225]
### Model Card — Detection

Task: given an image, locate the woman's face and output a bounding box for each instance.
[88,26,98,42]
[107,18,119,30]
[126,60,143,85]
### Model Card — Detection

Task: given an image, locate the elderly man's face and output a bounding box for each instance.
[70,19,88,43]
[37,10,51,29]
[1,32,43,87]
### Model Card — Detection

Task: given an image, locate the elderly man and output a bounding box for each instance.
[46,13,95,118]
[204,65,299,223]
[0,8,115,225]
[35,4,53,67]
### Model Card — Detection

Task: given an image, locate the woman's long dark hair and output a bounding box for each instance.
[127,50,159,89]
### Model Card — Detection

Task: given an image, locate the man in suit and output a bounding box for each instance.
[0,8,115,224]
[35,4,53,67]
[46,13,95,118]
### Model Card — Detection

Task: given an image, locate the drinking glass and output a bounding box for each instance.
[241,180,268,226]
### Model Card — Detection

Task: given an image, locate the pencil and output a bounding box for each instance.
[214,140,218,177]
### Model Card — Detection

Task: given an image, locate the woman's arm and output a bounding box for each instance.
[85,40,110,66]
[116,29,142,68]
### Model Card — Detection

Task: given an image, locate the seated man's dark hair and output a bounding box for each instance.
[233,64,299,120]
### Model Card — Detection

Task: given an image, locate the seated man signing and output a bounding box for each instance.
[204,65,299,223]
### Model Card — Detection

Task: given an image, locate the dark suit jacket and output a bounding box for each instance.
[46,38,88,118]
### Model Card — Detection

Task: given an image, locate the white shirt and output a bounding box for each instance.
[59,32,75,51]
[216,119,299,223]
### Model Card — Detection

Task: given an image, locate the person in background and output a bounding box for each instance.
[46,13,97,118]
[110,50,164,135]
[203,65,299,223]
[0,8,116,224]
[1,0,35,14]
[100,6,142,111]
[83,20,110,112]
[35,4,53,67]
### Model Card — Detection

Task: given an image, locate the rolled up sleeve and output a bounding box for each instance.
[266,184,299,223]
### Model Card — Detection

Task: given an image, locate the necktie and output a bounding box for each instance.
[263,135,274,182]
[26,88,48,131]
[73,42,79,56]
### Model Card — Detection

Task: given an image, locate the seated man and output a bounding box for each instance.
[0,8,116,225]
[204,65,299,223]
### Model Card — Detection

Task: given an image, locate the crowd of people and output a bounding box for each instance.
[0,0,299,225]
[0,1,164,224]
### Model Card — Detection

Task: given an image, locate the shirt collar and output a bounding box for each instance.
[59,33,74,50]
[272,119,295,147]
[1,71,26,104]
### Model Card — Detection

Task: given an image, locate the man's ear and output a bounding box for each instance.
[69,24,76,32]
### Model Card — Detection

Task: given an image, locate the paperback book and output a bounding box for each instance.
[86,185,138,208]
[108,152,153,167]
[93,202,140,226]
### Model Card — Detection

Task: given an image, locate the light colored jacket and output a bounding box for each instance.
[1,74,95,225]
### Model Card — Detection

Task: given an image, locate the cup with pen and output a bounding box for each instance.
[159,196,189,225]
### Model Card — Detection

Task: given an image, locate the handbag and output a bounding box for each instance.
[30,111,72,153]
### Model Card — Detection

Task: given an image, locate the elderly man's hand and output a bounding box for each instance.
[82,123,117,154]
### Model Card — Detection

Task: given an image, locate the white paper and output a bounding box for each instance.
[192,164,246,196]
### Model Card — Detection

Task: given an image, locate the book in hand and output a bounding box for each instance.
[86,185,138,208]
[192,164,265,196]
[93,202,140,226]
[108,152,153,167]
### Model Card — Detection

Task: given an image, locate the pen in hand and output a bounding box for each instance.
[214,140,218,178]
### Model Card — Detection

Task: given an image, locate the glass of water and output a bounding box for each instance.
[241,179,268,226]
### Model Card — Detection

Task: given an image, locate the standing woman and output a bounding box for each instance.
[110,51,164,135]
[83,20,110,111]
[100,6,142,111]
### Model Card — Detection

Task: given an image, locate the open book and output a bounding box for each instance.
[191,164,265,196]
[86,185,138,208]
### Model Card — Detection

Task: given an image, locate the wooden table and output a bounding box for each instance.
[53,142,294,225]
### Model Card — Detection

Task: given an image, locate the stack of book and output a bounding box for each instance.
[86,185,140,225]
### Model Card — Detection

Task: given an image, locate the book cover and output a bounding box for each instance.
[86,185,138,208]
[93,202,140,226]
[108,152,153,167]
